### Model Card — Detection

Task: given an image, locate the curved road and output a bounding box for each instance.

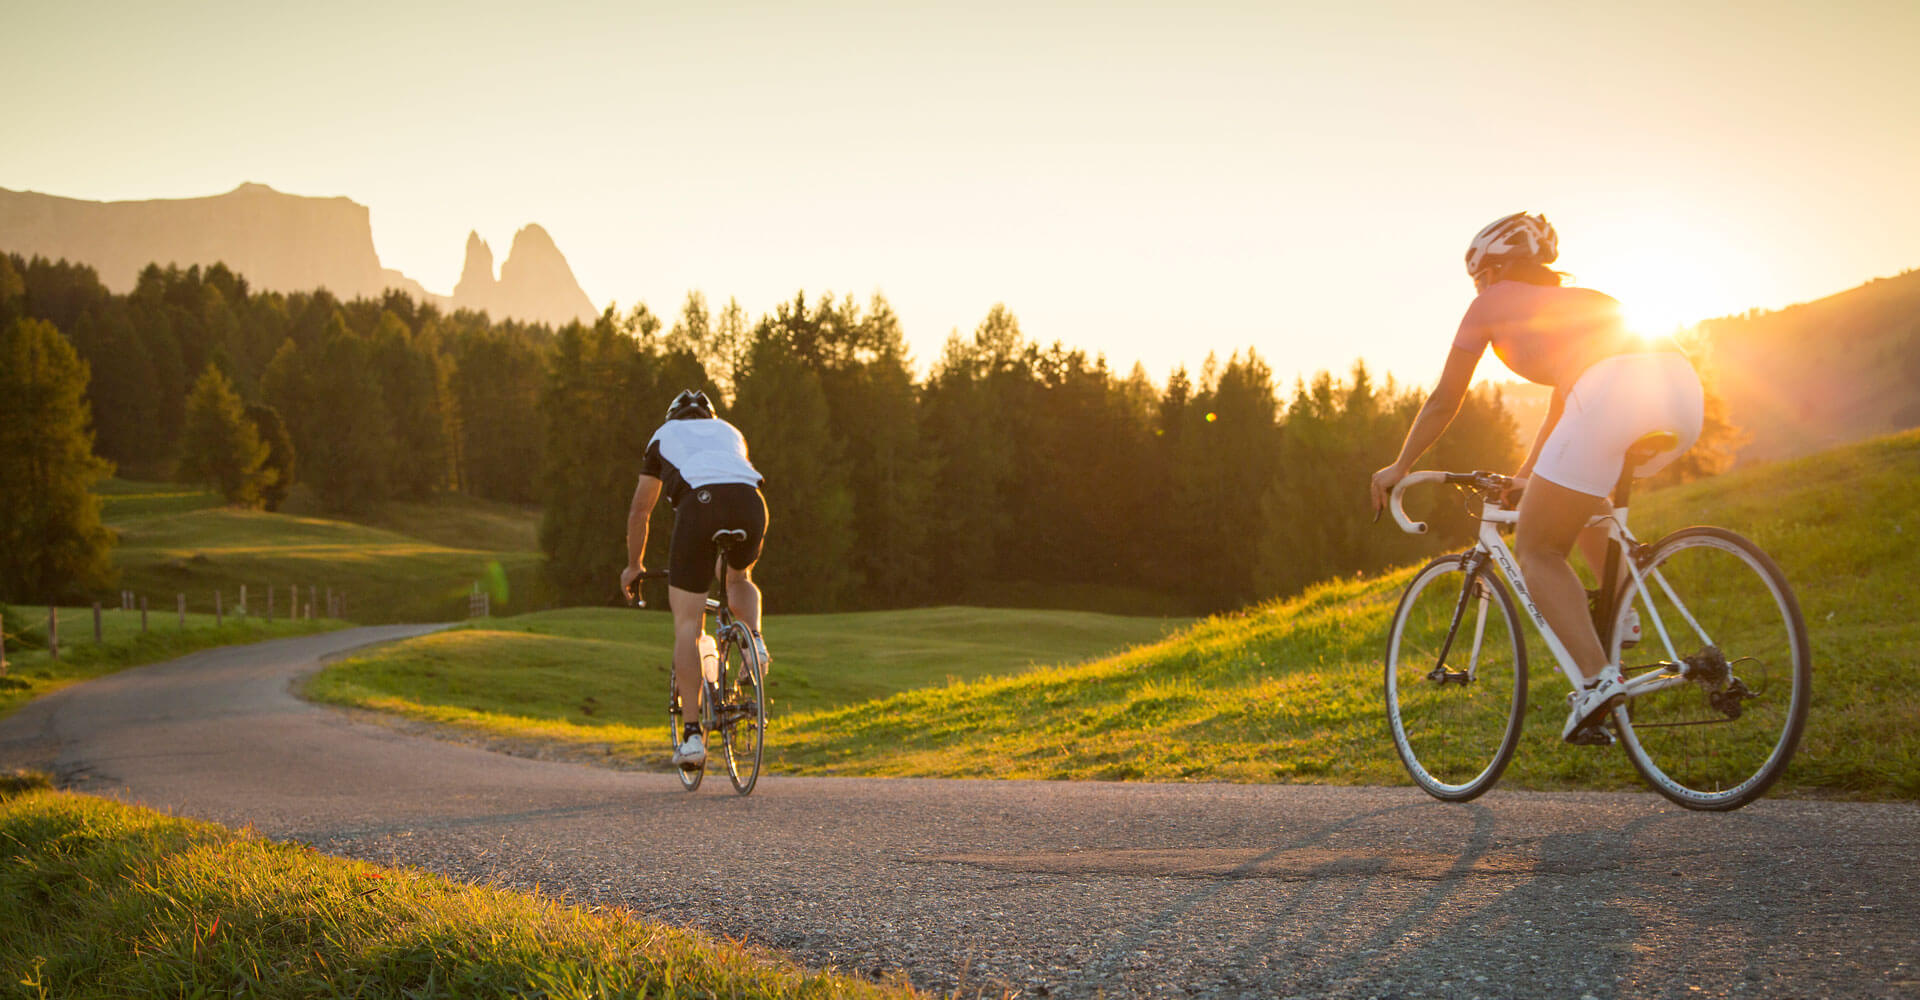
[2,626,1915,999]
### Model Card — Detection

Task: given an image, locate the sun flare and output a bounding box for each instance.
[1573,214,1752,342]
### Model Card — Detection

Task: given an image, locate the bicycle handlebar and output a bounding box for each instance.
[624,570,671,607]
[1387,471,1449,534]
[1387,470,1515,535]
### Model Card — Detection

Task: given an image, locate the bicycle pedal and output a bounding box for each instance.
[1567,726,1614,747]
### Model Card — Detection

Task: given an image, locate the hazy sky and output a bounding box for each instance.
[6,0,1918,386]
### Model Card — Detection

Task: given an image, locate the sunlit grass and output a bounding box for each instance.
[0,786,919,999]
[306,430,1920,799]
[305,607,1194,767]
[101,481,545,624]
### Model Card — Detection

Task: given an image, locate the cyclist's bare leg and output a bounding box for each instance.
[1516,477,1611,680]
[723,563,763,634]
[1577,521,1612,586]
[667,585,709,728]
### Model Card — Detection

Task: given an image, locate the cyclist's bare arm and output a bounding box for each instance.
[625,475,663,576]
[1516,384,1569,482]
[1371,346,1478,511]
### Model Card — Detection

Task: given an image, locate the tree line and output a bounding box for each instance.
[2,250,1735,614]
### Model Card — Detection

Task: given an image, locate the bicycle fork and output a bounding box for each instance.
[1428,551,1493,686]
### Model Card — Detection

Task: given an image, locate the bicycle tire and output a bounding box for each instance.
[1607,526,1811,811]
[1384,555,1529,801]
[719,625,766,795]
[668,681,704,792]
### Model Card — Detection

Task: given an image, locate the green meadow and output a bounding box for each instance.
[0,781,916,999]
[100,480,545,625]
[305,606,1193,762]
[312,430,1920,800]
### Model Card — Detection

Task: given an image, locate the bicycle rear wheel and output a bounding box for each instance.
[1608,526,1810,811]
[719,625,766,795]
[668,682,704,792]
[1384,555,1528,801]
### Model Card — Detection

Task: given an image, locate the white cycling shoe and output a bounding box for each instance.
[1562,665,1626,743]
[749,632,770,675]
[673,732,706,768]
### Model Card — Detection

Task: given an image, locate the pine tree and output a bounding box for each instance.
[729,332,856,611]
[179,364,272,505]
[245,404,297,511]
[0,318,116,602]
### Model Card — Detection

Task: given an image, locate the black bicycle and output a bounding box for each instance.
[626,528,768,795]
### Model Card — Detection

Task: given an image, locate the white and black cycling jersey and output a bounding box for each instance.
[641,417,764,506]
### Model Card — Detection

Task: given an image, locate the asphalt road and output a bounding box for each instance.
[2,626,1916,999]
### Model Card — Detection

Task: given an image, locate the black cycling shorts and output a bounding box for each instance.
[668,483,767,593]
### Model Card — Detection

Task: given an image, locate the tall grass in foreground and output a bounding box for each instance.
[0,786,917,999]
[771,430,1920,799]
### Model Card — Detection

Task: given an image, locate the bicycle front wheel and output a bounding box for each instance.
[719,626,766,795]
[1609,526,1811,811]
[1385,555,1528,802]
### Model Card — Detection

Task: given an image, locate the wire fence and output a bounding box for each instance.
[0,585,348,671]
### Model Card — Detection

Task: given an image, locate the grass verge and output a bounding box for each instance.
[0,785,916,999]
[304,607,1192,767]
[1,610,341,721]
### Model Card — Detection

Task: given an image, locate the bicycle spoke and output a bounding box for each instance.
[1385,558,1526,801]
[1611,528,1810,811]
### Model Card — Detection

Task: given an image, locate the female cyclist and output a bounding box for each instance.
[1368,213,1705,741]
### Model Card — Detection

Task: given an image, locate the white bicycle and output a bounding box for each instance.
[1382,432,1811,811]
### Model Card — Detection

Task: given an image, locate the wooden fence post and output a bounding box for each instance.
[141,596,148,633]
[240,584,248,619]
[266,585,274,623]
[215,590,223,627]
[177,593,185,629]
[93,602,102,643]
[48,606,58,661]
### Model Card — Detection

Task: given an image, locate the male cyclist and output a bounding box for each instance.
[620,389,768,768]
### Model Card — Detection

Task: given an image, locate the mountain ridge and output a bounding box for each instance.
[0,182,598,327]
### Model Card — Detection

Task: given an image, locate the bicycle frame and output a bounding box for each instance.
[1392,472,1717,706]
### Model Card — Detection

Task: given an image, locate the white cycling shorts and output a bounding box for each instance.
[1532,351,1705,498]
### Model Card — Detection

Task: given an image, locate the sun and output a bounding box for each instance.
[1570,215,1748,343]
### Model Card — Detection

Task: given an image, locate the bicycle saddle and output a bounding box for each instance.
[711,528,748,546]
[1626,431,1680,467]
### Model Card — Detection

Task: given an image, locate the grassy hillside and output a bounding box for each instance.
[302,431,1919,799]
[1703,268,1920,465]
[100,481,545,624]
[769,429,1920,798]
[0,784,914,998]
[305,607,1193,761]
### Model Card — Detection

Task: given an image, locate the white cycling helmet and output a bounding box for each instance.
[665,388,714,421]
[1465,212,1558,280]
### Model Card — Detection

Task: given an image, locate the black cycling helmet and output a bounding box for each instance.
[665,388,714,421]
